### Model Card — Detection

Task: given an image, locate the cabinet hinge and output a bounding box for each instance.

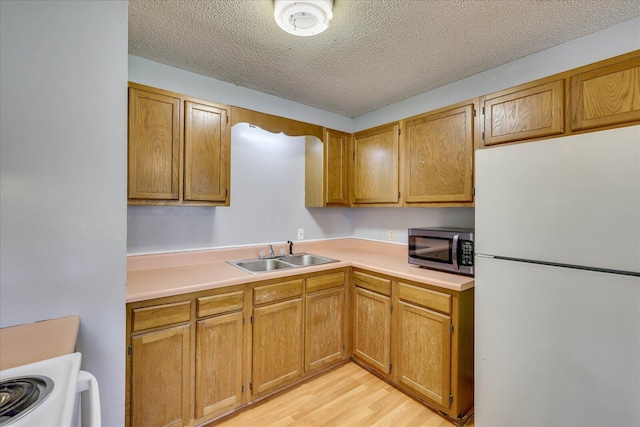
[226,116,229,124]
[398,128,401,136]
[472,187,476,196]
[398,191,401,199]
[127,345,132,356]
[250,315,254,324]
[481,131,485,141]
[249,381,253,391]
[242,384,245,393]
[450,324,455,334]
[225,188,228,198]
[243,317,245,326]
[473,109,477,117]
[389,362,393,371]
[450,394,454,404]
[482,106,485,115]
[390,304,393,312]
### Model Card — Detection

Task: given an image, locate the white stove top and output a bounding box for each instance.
[0,353,81,426]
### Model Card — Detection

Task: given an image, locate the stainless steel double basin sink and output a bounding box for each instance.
[227,253,339,274]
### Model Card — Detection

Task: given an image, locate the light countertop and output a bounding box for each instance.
[127,238,474,303]
[0,315,80,370]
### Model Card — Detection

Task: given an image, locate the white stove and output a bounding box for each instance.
[0,353,100,426]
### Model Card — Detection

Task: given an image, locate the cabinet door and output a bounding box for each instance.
[252,298,304,395]
[305,287,344,371]
[195,311,243,419]
[353,286,391,374]
[404,104,474,203]
[397,301,451,409]
[184,101,229,202]
[570,56,640,131]
[483,80,564,146]
[131,324,191,427]
[128,87,181,200]
[352,123,400,204]
[325,129,350,206]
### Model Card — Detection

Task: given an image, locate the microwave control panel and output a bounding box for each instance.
[460,240,474,266]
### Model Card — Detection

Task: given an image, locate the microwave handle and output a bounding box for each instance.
[452,234,459,270]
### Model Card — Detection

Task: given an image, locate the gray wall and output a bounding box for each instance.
[128,124,352,253]
[0,1,127,425]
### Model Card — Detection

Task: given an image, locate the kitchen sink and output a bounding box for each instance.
[228,253,339,274]
[279,253,338,266]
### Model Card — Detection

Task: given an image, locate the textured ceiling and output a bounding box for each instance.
[129,0,640,118]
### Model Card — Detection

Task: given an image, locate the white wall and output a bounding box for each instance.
[128,124,352,254]
[128,55,353,133]
[0,2,127,426]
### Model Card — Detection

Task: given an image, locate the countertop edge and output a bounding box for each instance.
[126,241,474,303]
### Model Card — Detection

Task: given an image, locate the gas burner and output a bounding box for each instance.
[0,376,53,426]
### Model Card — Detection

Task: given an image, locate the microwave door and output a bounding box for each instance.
[412,237,452,263]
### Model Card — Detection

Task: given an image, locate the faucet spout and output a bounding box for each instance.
[268,244,275,258]
[287,240,293,255]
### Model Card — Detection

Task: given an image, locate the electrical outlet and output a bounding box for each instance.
[297,228,304,240]
[389,230,395,241]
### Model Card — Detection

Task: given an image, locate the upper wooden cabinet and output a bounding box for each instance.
[352,123,400,205]
[128,83,230,206]
[403,102,475,204]
[481,79,564,146]
[305,129,350,207]
[325,129,351,206]
[128,87,181,201]
[184,101,229,203]
[570,54,640,131]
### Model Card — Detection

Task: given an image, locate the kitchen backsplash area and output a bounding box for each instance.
[127,123,474,255]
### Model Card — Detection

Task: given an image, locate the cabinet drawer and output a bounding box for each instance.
[306,272,345,293]
[132,301,191,332]
[197,290,244,318]
[353,271,391,296]
[253,279,304,305]
[398,282,451,314]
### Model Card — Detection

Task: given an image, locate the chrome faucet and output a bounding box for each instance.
[268,244,275,258]
[287,240,293,255]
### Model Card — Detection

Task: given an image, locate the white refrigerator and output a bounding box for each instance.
[474,125,640,426]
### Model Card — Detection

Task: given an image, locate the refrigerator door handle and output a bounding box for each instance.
[452,234,459,270]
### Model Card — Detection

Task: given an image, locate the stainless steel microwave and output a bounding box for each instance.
[408,227,474,276]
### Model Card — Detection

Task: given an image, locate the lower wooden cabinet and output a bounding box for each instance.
[397,300,452,409]
[126,266,473,425]
[195,311,244,419]
[305,272,346,371]
[352,270,392,376]
[129,303,191,427]
[350,270,474,421]
[353,286,392,375]
[127,270,348,427]
[252,297,304,395]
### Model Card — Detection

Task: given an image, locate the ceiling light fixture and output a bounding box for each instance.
[274,0,333,37]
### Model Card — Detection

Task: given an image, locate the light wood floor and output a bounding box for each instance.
[214,362,474,427]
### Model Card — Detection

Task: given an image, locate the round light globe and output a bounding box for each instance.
[274,0,333,36]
